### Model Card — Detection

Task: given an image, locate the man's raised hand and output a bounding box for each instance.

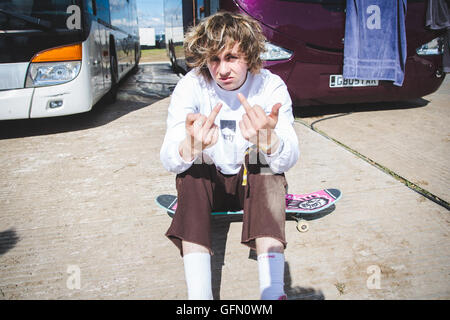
[237,93,281,154]
[180,102,222,162]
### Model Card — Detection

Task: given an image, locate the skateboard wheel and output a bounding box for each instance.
[297,220,309,233]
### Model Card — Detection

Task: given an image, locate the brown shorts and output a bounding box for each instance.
[165,150,288,256]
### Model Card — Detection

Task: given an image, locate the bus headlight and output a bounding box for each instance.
[25,43,82,88]
[416,37,444,56]
[26,61,81,87]
[260,42,293,61]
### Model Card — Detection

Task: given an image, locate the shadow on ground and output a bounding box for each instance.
[210,214,326,300]
[0,228,20,256]
[294,98,429,118]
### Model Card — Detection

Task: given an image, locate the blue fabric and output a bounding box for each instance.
[343,0,407,86]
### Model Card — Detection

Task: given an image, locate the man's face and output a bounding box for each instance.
[207,43,248,91]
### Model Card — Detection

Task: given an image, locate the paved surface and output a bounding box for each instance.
[297,77,450,205]
[0,64,448,300]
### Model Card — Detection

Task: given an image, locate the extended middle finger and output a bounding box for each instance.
[242,114,257,136]
[202,123,217,141]
[238,93,259,120]
[239,94,266,123]
[204,103,222,129]
[203,125,218,145]
[193,115,207,137]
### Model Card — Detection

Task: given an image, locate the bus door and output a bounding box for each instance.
[98,24,110,94]
[89,24,105,99]
[86,0,109,101]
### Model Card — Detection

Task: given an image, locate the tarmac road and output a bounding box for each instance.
[0,63,448,300]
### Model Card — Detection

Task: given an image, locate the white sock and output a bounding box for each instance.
[183,252,213,300]
[257,252,286,300]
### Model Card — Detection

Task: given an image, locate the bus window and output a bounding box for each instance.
[197,0,205,19]
[95,0,110,24]
[0,0,80,30]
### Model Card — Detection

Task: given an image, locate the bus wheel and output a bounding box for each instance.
[169,47,177,72]
[106,52,119,103]
[132,45,140,73]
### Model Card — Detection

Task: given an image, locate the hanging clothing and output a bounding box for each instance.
[343,0,407,86]
[426,0,450,73]
[426,0,450,29]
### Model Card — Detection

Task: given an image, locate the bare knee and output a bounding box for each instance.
[256,237,284,256]
[182,240,210,256]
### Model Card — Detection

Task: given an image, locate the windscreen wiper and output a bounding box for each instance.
[0,9,53,30]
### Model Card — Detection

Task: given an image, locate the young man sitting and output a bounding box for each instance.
[160,11,299,300]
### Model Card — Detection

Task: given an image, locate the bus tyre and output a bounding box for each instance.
[169,47,177,72]
[106,53,119,104]
[132,45,140,73]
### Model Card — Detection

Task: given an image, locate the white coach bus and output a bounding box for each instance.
[0,0,140,120]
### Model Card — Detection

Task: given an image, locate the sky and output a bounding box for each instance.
[136,0,165,35]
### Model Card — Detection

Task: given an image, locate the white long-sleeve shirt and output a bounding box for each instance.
[160,68,299,175]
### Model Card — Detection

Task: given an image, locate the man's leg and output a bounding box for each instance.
[255,237,284,255]
[166,163,215,255]
[182,241,213,300]
[256,237,286,300]
[165,164,217,300]
[240,149,288,300]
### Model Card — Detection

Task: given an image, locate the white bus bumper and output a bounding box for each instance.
[29,67,92,119]
[0,88,34,120]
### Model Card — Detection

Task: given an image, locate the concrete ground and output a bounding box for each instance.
[0,65,448,300]
[297,78,450,205]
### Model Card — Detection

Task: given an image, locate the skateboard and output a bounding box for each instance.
[156,189,341,232]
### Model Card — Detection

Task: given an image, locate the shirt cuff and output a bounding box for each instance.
[173,142,197,171]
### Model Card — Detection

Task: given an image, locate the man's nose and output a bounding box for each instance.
[218,61,230,76]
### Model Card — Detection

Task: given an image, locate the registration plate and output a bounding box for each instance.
[329,75,378,88]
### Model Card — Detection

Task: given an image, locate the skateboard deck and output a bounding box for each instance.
[156,189,341,215]
[156,189,341,232]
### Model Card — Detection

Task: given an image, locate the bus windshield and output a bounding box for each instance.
[0,0,81,31]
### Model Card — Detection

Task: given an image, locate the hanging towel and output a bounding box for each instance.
[425,0,450,73]
[343,0,407,86]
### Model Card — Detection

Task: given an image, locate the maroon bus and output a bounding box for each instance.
[164,0,446,106]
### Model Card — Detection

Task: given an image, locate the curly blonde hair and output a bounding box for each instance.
[184,11,266,80]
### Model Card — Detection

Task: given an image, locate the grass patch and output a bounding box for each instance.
[334,282,346,295]
[140,48,169,63]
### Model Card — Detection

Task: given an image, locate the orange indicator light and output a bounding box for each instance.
[31,43,82,62]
